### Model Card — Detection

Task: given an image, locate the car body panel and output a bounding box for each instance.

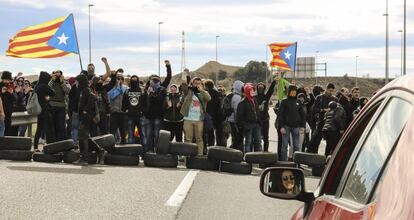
[289,76,414,220]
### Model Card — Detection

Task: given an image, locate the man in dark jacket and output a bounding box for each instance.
[237,83,262,153]
[278,85,306,161]
[163,84,184,142]
[0,71,17,136]
[90,76,110,137]
[307,83,338,153]
[337,87,352,128]
[73,73,97,166]
[140,60,172,152]
[256,79,276,152]
[49,70,70,141]
[349,87,360,115]
[322,101,346,156]
[34,71,56,150]
[204,80,224,146]
[123,75,143,144]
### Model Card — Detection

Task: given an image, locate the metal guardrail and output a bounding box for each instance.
[11,112,37,137]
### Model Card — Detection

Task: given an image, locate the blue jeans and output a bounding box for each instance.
[281,126,301,161]
[244,123,262,153]
[0,120,5,137]
[128,116,141,144]
[19,125,27,137]
[139,117,162,152]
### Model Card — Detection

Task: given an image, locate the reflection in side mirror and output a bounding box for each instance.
[260,168,304,200]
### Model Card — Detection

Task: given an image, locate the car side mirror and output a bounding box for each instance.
[259,167,314,203]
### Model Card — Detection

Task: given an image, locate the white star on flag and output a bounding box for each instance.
[284,50,292,60]
[57,33,69,45]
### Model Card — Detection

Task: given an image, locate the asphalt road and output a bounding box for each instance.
[0,111,324,220]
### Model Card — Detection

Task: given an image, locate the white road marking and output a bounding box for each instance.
[165,170,199,207]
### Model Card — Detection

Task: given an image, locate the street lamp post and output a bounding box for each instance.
[384,0,389,83]
[315,51,319,85]
[158,21,163,76]
[355,56,359,87]
[403,0,407,75]
[398,30,403,77]
[88,4,94,65]
[215,35,220,83]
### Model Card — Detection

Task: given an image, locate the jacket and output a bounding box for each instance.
[312,93,339,124]
[164,93,183,122]
[35,72,55,114]
[206,88,223,121]
[322,105,346,131]
[236,97,261,127]
[278,97,306,128]
[256,80,276,121]
[227,80,244,123]
[48,79,70,108]
[180,83,211,120]
[123,86,143,117]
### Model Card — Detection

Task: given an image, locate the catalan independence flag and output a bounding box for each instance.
[6,14,79,58]
[269,42,297,71]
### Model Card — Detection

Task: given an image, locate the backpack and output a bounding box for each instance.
[26,92,42,116]
[221,93,234,118]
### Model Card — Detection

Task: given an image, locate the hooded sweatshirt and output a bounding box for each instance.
[123,76,143,117]
[227,80,244,123]
[77,74,96,120]
[278,85,306,128]
[236,83,260,127]
[256,81,276,121]
[35,72,55,113]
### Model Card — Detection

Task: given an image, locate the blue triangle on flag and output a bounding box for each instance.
[280,43,297,71]
[47,14,79,54]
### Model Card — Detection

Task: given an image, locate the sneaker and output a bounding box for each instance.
[73,158,89,166]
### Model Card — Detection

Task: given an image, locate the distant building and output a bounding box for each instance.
[295,57,315,78]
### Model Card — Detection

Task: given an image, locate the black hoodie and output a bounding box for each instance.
[76,74,96,120]
[123,76,143,117]
[278,85,306,128]
[35,72,55,113]
[256,80,276,121]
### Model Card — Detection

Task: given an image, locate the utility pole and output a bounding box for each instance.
[181,31,186,74]
[88,4,94,64]
[356,56,359,87]
[384,0,389,83]
[398,30,403,77]
[215,35,220,83]
[158,21,163,76]
[403,0,407,75]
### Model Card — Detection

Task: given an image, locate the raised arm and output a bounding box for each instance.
[161,60,172,88]
[101,57,111,81]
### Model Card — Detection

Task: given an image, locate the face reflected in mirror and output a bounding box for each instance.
[262,169,302,197]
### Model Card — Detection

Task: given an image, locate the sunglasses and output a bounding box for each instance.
[282,175,295,181]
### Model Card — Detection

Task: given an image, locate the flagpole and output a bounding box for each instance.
[71,14,83,71]
[292,42,298,84]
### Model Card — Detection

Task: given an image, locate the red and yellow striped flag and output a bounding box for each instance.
[6,15,74,58]
[269,42,297,71]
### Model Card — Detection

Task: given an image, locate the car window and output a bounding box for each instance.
[340,98,412,204]
[322,98,384,195]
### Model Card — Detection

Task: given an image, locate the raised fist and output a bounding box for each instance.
[101,57,107,63]
[164,60,170,66]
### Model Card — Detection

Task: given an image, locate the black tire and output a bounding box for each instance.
[143,152,178,168]
[43,139,76,154]
[293,152,326,167]
[0,150,33,161]
[169,142,198,156]
[0,136,32,151]
[156,130,171,154]
[63,150,80,164]
[104,152,140,166]
[207,146,243,163]
[274,161,299,168]
[33,152,63,163]
[244,152,278,164]
[112,144,144,156]
[88,152,98,164]
[220,162,252,175]
[312,165,325,176]
[91,134,116,152]
[186,156,219,171]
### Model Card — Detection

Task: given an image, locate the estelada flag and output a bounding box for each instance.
[6,14,79,58]
[269,42,297,71]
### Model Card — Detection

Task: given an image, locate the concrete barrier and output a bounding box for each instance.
[11,112,37,137]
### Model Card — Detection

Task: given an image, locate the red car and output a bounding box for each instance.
[260,75,414,220]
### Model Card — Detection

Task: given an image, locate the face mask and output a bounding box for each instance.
[257,87,265,94]
[130,80,139,89]
[151,81,160,90]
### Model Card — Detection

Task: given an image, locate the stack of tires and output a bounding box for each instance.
[244,152,279,168]
[91,134,142,166]
[143,130,178,168]
[0,136,33,161]
[293,152,326,176]
[207,146,251,175]
[33,139,76,163]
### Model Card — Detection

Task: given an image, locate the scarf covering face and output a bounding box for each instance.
[244,83,256,103]
[151,81,161,91]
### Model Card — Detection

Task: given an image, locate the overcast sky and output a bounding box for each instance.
[0,0,413,78]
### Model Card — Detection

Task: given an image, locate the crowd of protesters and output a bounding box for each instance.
[0,59,369,165]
